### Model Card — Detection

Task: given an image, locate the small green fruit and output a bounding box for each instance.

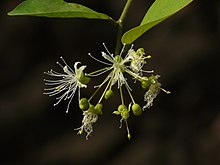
[141,77,150,89]
[121,110,130,120]
[118,104,127,113]
[79,98,89,111]
[104,89,114,99]
[132,103,142,116]
[95,103,103,115]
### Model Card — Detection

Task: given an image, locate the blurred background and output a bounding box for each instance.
[1,0,220,164]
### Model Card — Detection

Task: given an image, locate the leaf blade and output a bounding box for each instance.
[122,0,193,44]
[8,0,114,21]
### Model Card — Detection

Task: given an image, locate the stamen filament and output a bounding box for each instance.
[159,87,171,94]
[119,85,124,105]
[125,69,142,81]
[125,83,135,104]
[103,43,113,57]
[88,53,111,66]
[98,70,115,104]
[86,67,111,77]
[89,85,102,102]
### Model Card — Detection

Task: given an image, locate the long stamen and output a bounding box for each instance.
[140,69,154,73]
[125,69,142,81]
[119,44,126,56]
[103,43,113,57]
[125,83,135,104]
[66,94,74,113]
[124,44,134,58]
[60,56,74,73]
[119,85,124,105]
[86,67,112,77]
[89,71,113,101]
[98,70,115,103]
[88,53,112,66]
[56,61,64,68]
[159,87,171,94]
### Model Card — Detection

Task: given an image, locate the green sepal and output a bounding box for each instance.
[80,76,91,85]
[113,111,120,115]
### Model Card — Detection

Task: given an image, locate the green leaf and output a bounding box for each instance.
[121,0,193,44]
[8,0,114,21]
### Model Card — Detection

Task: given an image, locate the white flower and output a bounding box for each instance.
[75,111,98,140]
[88,43,133,89]
[44,57,88,113]
[102,52,128,88]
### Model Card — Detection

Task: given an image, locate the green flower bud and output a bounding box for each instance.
[118,104,127,113]
[121,109,130,120]
[104,89,114,99]
[132,103,142,116]
[79,98,89,111]
[95,103,103,115]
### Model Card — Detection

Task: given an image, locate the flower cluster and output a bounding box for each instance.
[44,44,170,140]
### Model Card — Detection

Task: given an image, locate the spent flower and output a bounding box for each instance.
[75,110,98,140]
[127,47,151,76]
[143,75,170,109]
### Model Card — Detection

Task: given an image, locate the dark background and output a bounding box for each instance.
[1,0,220,165]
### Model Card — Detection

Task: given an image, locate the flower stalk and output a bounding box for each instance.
[115,0,133,54]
